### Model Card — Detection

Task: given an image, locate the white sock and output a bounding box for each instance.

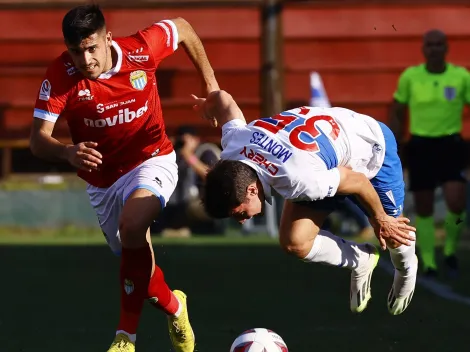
[173,298,182,317]
[388,231,417,273]
[303,230,372,270]
[116,330,136,343]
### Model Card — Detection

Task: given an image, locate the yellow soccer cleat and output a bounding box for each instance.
[168,290,195,352]
[107,333,135,352]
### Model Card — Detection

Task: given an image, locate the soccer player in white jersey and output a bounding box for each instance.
[192,90,418,315]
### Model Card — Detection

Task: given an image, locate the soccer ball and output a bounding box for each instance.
[230,328,288,352]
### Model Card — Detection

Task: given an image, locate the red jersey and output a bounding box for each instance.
[34,20,179,188]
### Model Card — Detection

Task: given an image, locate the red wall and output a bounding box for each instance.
[2,4,470,140]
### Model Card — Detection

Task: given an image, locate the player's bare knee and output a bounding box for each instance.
[284,244,310,259]
[118,216,148,248]
[279,234,316,259]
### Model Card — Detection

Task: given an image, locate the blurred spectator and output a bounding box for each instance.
[390,29,470,278]
[153,125,223,237]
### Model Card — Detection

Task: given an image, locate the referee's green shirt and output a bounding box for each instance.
[394,63,470,137]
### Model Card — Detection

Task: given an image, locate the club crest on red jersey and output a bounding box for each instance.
[130,70,147,90]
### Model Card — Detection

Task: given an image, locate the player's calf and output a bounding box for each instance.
[115,189,164,341]
[387,232,418,315]
[147,268,195,351]
[301,230,374,270]
[147,265,181,315]
[116,244,153,341]
[289,229,380,313]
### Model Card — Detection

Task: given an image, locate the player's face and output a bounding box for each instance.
[66,30,113,80]
[230,182,264,224]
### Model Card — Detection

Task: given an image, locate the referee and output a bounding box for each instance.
[390,29,469,278]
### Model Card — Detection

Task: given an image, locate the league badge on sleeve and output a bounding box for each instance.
[130,70,147,90]
[39,79,51,101]
[444,86,456,101]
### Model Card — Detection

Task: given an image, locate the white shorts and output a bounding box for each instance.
[86,152,178,255]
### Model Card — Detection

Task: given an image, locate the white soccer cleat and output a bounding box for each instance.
[350,243,380,313]
[388,255,418,315]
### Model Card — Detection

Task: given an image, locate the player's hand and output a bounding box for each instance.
[369,215,416,250]
[190,94,218,127]
[65,141,102,172]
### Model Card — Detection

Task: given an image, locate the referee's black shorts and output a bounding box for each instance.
[406,134,467,191]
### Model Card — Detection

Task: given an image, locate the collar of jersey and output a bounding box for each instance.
[259,174,273,205]
[98,40,122,80]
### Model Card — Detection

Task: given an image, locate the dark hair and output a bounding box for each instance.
[62,4,106,45]
[176,125,198,137]
[202,160,258,218]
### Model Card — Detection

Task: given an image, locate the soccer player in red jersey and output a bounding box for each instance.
[29,5,218,352]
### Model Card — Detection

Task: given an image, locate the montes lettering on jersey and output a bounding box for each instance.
[249,132,293,163]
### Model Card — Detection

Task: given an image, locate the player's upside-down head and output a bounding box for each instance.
[62,4,113,80]
[203,160,265,224]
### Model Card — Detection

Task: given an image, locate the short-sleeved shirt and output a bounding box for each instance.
[220,106,386,204]
[394,63,470,137]
[33,20,179,187]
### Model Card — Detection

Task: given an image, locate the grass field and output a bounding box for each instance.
[1,233,470,351]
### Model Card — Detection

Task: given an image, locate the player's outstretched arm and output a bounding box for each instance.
[191,90,246,128]
[171,17,219,94]
[336,166,416,249]
[30,118,102,172]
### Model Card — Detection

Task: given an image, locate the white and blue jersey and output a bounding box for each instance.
[220,106,405,217]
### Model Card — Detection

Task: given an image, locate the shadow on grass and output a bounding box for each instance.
[0,244,468,351]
